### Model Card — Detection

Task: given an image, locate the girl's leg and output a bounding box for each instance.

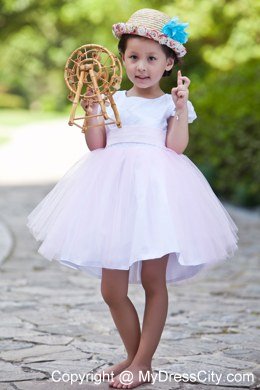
[131,254,169,366]
[109,254,169,389]
[99,268,141,378]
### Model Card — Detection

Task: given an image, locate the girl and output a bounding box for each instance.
[27,8,239,389]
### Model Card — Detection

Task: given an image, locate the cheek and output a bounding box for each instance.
[125,62,134,72]
[124,64,134,77]
[151,61,162,68]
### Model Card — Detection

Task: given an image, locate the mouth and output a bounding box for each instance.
[135,76,149,79]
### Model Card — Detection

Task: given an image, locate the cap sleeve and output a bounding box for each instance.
[167,97,197,123]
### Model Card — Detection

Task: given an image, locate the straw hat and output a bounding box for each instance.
[112,8,189,58]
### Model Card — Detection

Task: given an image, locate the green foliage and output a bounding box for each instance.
[0,0,259,206]
[0,86,26,108]
[187,61,260,207]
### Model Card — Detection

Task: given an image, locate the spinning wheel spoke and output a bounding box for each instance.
[102,55,110,67]
[69,58,81,66]
[97,76,110,86]
[99,65,115,71]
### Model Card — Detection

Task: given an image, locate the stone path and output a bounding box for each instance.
[0,120,259,389]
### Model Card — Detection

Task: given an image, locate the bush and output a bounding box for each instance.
[0,86,26,109]
[187,61,260,207]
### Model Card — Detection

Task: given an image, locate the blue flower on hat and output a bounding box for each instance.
[161,17,189,44]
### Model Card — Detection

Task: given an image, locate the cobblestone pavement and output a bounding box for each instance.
[0,183,259,390]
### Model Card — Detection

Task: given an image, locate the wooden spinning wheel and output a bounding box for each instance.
[64,44,122,133]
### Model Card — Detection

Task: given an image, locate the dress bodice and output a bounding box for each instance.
[100,90,197,149]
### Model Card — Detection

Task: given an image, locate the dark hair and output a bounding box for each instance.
[117,34,181,77]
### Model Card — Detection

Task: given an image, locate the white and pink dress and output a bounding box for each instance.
[27,90,239,284]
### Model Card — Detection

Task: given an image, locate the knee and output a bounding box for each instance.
[101,281,127,307]
[101,269,129,306]
[141,259,168,295]
[141,270,166,295]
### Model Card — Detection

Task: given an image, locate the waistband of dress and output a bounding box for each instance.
[106,126,166,149]
[106,141,167,150]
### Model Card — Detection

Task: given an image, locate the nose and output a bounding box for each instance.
[136,60,146,72]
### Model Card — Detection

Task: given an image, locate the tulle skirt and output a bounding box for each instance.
[27,142,239,284]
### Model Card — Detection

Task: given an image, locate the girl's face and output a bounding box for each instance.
[122,37,174,90]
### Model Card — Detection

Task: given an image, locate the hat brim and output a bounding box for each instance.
[112,23,187,58]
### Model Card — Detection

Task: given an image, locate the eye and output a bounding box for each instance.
[129,55,137,59]
[149,56,157,61]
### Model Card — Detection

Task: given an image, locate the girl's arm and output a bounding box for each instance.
[81,100,106,151]
[166,70,190,154]
[166,107,189,154]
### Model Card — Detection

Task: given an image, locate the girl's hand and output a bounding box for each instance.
[81,99,99,115]
[171,70,190,112]
[81,88,99,114]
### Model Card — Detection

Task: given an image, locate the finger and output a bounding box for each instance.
[86,86,94,93]
[177,92,185,98]
[171,87,178,96]
[177,85,188,91]
[180,76,190,87]
[177,70,183,86]
[177,90,188,98]
[81,99,88,108]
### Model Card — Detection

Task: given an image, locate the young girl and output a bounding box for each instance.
[27,8,239,389]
